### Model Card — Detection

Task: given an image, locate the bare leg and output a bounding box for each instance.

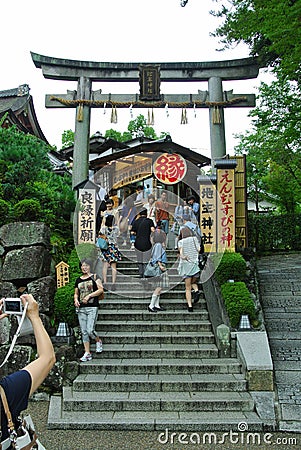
[111,262,117,284]
[83,341,90,354]
[102,261,109,284]
[191,276,199,293]
[185,278,193,307]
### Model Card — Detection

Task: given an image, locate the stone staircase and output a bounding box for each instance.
[48,249,263,431]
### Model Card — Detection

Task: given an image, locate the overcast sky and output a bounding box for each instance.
[2,0,270,157]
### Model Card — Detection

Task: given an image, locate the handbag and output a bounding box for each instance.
[0,386,45,449]
[198,253,207,271]
[191,236,207,271]
[93,274,105,301]
[96,235,108,250]
[144,261,162,278]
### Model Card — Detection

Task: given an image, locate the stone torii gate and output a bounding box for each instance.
[31,52,259,190]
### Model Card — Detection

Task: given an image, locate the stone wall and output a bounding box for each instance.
[0,222,77,390]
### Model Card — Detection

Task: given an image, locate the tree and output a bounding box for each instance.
[61,129,75,148]
[127,115,158,139]
[235,74,301,213]
[210,0,301,81]
[105,114,168,141]
[0,125,75,235]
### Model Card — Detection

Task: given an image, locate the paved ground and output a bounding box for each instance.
[24,252,301,449]
[256,252,301,433]
[25,400,301,450]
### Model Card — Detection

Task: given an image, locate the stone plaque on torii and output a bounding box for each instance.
[31,52,259,191]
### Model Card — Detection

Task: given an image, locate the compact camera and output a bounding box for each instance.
[2,298,33,336]
[3,298,23,315]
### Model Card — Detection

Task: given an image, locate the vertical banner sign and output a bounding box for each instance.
[78,189,96,244]
[230,155,248,249]
[217,167,236,252]
[199,177,217,253]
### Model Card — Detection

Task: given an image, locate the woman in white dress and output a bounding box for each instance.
[177,226,201,312]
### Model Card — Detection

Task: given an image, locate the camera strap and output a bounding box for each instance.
[0,302,29,369]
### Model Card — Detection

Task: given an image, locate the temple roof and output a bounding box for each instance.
[90,135,211,170]
[0,84,48,143]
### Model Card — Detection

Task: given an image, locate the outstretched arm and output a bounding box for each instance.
[20,294,56,396]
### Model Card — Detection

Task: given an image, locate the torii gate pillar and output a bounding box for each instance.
[73,77,92,190]
[208,77,226,166]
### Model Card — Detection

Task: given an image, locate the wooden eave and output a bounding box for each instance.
[60,136,128,158]
[90,140,210,170]
[0,85,48,143]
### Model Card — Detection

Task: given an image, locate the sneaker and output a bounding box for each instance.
[122,241,127,246]
[131,243,135,249]
[96,341,103,353]
[80,352,92,362]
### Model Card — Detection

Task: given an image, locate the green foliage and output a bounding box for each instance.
[61,129,75,148]
[104,114,169,142]
[127,115,158,139]
[104,129,132,142]
[50,232,74,267]
[13,199,42,222]
[75,243,99,268]
[210,0,301,81]
[235,75,301,214]
[53,249,81,327]
[0,199,11,226]
[221,281,256,328]
[0,126,75,253]
[53,283,77,327]
[248,212,301,252]
[215,252,247,285]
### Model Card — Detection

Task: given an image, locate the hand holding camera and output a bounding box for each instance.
[2,298,24,315]
[0,295,36,335]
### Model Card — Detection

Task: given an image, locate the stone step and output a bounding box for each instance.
[78,358,242,375]
[100,298,206,310]
[103,289,190,299]
[61,387,254,412]
[83,343,218,359]
[48,395,263,431]
[99,331,215,344]
[97,310,209,321]
[96,320,212,333]
[73,373,247,392]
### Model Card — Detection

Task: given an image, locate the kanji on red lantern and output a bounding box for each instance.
[153,153,187,184]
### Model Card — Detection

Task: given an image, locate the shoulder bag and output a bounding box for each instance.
[0,386,46,449]
[96,234,108,250]
[144,245,166,278]
[93,274,104,301]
